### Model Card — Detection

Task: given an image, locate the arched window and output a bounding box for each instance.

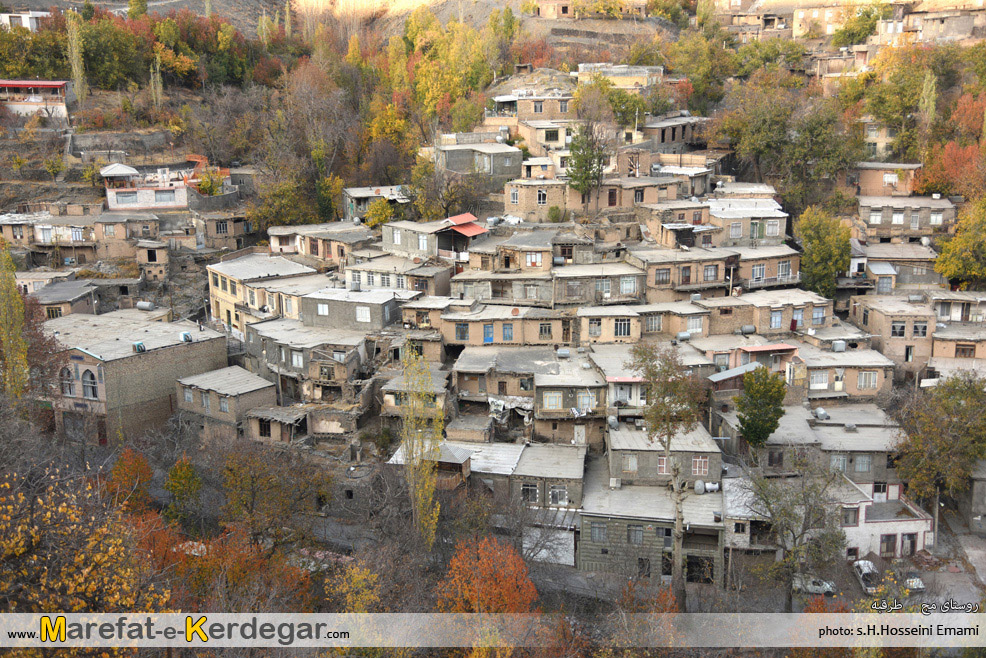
[60,367,74,396]
[82,370,98,400]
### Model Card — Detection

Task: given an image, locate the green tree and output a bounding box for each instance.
[894,374,986,550]
[936,199,986,288]
[794,207,850,299]
[0,240,28,399]
[665,28,738,113]
[628,344,707,610]
[832,3,889,47]
[567,123,607,216]
[128,0,147,19]
[42,156,64,181]
[66,11,88,107]
[164,454,202,525]
[734,366,787,452]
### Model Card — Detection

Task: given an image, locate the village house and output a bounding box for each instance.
[0,79,75,122]
[47,311,227,443]
[516,120,579,157]
[15,269,74,295]
[0,10,51,31]
[839,162,922,197]
[30,280,97,319]
[401,296,478,331]
[852,195,957,243]
[552,262,647,307]
[136,240,168,281]
[380,365,450,420]
[577,63,664,92]
[435,142,523,180]
[638,112,710,153]
[342,185,412,222]
[927,289,986,323]
[450,269,555,307]
[100,163,198,212]
[382,214,488,264]
[176,366,277,441]
[440,306,572,350]
[849,295,935,376]
[734,288,834,336]
[512,444,587,510]
[532,353,608,448]
[729,245,802,291]
[786,338,895,401]
[300,288,409,332]
[244,407,310,444]
[503,179,570,222]
[707,196,789,249]
[192,210,258,251]
[267,223,374,268]
[485,88,576,131]
[242,273,336,323]
[627,246,736,303]
[857,241,943,291]
[344,255,454,296]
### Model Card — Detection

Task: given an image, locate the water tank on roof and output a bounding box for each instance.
[690,293,702,302]
[832,340,847,352]
[556,348,571,359]
[921,237,932,246]
[677,331,692,341]
[608,416,618,430]
[694,480,706,494]
[813,407,830,420]
[135,301,155,311]
[741,325,756,335]
[553,256,565,266]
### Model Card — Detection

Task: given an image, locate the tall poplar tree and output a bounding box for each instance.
[0,241,29,399]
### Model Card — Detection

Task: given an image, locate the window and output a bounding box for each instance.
[455,323,469,341]
[793,308,803,328]
[956,343,976,358]
[317,303,329,316]
[771,310,783,329]
[590,522,607,542]
[646,314,662,333]
[116,192,137,205]
[183,387,192,403]
[396,275,405,289]
[545,129,559,142]
[930,211,943,226]
[537,189,547,206]
[365,272,375,287]
[217,396,228,413]
[595,279,611,295]
[704,265,718,282]
[291,351,304,368]
[813,307,825,325]
[862,309,870,325]
[539,323,552,339]
[912,322,927,337]
[883,172,899,186]
[810,371,829,390]
[622,453,638,474]
[880,534,896,559]
[614,318,631,337]
[766,220,780,237]
[525,285,539,299]
[220,277,228,292]
[510,188,519,204]
[259,419,271,438]
[588,318,602,337]
[502,323,513,341]
[842,507,859,526]
[415,233,428,252]
[355,306,371,323]
[634,189,644,203]
[620,276,636,295]
[526,252,542,267]
[380,273,391,288]
[229,281,237,296]
[201,391,210,412]
[730,222,742,239]
[576,391,595,409]
[46,307,62,319]
[657,456,668,475]
[692,455,709,476]
[768,450,783,467]
[905,345,914,362]
[687,316,703,334]
[734,522,747,534]
[654,268,671,285]
[549,485,568,505]
[831,454,847,472]
[283,297,293,314]
[778,260,791,279]
[533,101,543,113]
[858,370,878,389]
[855,455,871,472]
[155,190,176,204]
[216,220,228,235]
[60,368,75,396]
[627,525,644,545]
[70,226,84,242]
[521,483,539,503]
[520,377,533,391]
[892,211,904,225]
[391,228,401,245]
[869,209,883,225]
[82,370,97,399]
[891,321,906,337]
[543,392,562,410]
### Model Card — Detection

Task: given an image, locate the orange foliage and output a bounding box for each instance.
[436,536,538,613]
[789,596,851,658]
[916,141,986,198]
[105,448,154,512]
[617,579,677,613]
[952,93,986,141]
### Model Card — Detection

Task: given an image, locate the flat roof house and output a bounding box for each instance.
[0,79,75,121]
[177,365,276,441]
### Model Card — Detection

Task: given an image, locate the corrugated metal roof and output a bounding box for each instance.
[178,366,274,396]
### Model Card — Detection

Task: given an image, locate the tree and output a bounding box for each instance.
[794,207,850,299]
[127,0,147,19]
[831,3,889,47]
[66,11,87,106]
[105,448,154,512]
[0,241,28,400]
[436,536,538,613]
[42,155,64,181]
[328,561,381,613]
[164,454,202,525]
[283,0,291,37]
[665,28,738,113]
[734,366,787,452]
[567,123,608,217]
[222,440,334,549]
[742,451,847,612]
[916,141,986,199]
[628,344,707,610]
[935,199,986,288]
[364,197,395,227]
[894,374,986,551]
[21,295,63,397]
[399,351,443,550]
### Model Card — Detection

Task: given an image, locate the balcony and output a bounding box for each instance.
[741,272,800,290]
[438,249,469,262]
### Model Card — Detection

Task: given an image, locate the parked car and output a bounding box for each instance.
[904,571,926,594]
[792,574,836,596]
[853,560,881,595]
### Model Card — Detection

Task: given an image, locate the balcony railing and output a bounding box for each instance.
[742,272,800,290]
[438,249,469,262]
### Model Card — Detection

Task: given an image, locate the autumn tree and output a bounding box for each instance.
[164,453,202,525]
[399,350,443,550]
[328,560,381,613]
[734,365,787,453]
[568,123,608,217]
[66,11,87,106]
[0,240,29,400]
[222,440,334,549]
[437,536,538,613]
[364,197,396,227]
[628,343,707,610]
[742,450,847,612]
[128,0,147,20]
[105,448,154,512]
[894,374,986,550]
[665,28,738,113]
[795,206,850,299]
[935,199,986,288]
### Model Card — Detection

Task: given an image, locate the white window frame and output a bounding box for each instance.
[526,252,542,268]
[930,211,943,226]
[657,456,668,475]
[291,351,304,368]
[317,303,329,316]
[869,209,882,224]
[692,455,709,477]
[730,222,742,239]
[810,371,829,390]
[549,484,568,506]
[766,220,780,236]
[510,188,519,204]
[858,370,878,390]
[620,276,636,295]
[537,189,547,206]
[687,316,702,334]
[392,227,401,245]
[892,211,904,225]
[576,391,595,409]
[770,310,783,329]
[855,454,871,473]
[355,306,371,323]
[418,234,428,252]
[831,454,847,472]
[645,314,662,333]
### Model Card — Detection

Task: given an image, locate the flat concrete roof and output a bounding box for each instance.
[209,254,315,281]
[46,312,224,362]
[513,444,586,480]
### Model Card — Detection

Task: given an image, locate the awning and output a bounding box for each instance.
[451,223,488,237]
[0,80,68,88]
[447,213,478,225]
[739,343,797,352]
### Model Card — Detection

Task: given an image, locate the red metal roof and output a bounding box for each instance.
[447,213,478,225]
[450,223,488,237]
[0,80,69,88]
